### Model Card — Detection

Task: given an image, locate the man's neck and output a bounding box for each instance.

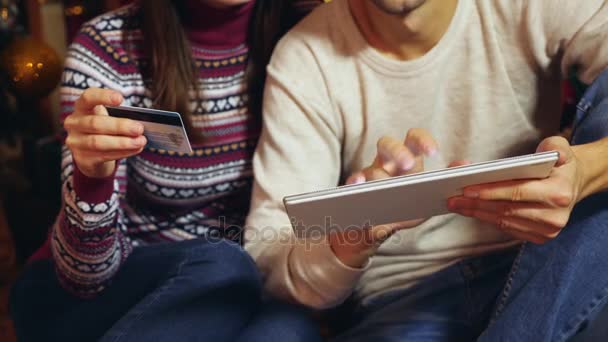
[349,0,458,61]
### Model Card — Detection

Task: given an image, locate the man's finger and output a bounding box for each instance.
[464,176,575,208]
[462,178,550,203]
[74,88,123,112]
[536,136,572,167]
[457,208,560,240]
[448,160,471,168]
[448,197,529,214]
[363,164,391,181]
[448,197,569,229]
[376,136,416,175]
[404,128,438,157]
[346,172,366,185]
[371,218,427,242]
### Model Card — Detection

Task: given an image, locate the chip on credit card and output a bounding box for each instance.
[106,106,193,154]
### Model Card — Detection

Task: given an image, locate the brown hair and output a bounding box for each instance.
[138,0,297,143]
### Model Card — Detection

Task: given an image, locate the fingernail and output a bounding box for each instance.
[447,198,457,210]
[448,197,465,210]
[400,159,415,170]
[131,124,144,135]
[346,175,363,185]
[353,176,365,184]
[463,189,479,198]
[111,93,122,104]
[133,136,146,147]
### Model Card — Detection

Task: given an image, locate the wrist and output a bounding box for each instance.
[72,161,117,203]
[77,160,116,179]
[573,142,608,200]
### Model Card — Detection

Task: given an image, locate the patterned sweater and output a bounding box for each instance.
[50,2,263,297]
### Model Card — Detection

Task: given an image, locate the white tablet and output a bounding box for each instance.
[283,151,559,237]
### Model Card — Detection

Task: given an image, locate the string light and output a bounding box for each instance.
[64,5,84,16]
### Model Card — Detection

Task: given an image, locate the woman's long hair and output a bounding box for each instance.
[137,0,296,142]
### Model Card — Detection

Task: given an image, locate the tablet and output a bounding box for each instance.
[283,151,559,237]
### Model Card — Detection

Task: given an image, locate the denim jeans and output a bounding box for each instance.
[331,249,520,341]
[10,239,321,342]
[332,71,608,342]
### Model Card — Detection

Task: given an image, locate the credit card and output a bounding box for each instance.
[106,106,193,154]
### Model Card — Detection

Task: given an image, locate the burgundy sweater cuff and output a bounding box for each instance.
[72,163,117,203]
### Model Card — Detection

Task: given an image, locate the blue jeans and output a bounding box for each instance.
[331,249,520,341]
[332,71,608,342]
[10,239,321,342]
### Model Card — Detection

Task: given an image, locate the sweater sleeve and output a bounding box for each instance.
[51,23,132,298]
[520,0,608,83]
[244,31,367,310]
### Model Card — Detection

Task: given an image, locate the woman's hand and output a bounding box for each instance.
[64,88,147,178]
[448,137,584,244]
[330,128,439,268]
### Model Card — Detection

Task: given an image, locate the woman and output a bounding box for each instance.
[9,1,323,341]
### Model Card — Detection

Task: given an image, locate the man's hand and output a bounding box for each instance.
[448,137,585,244]
[330,128,438,268]
[346,128,437,185]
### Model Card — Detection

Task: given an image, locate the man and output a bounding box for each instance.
[245,0,608,340]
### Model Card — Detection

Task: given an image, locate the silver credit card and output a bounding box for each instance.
[107,105,193,154]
